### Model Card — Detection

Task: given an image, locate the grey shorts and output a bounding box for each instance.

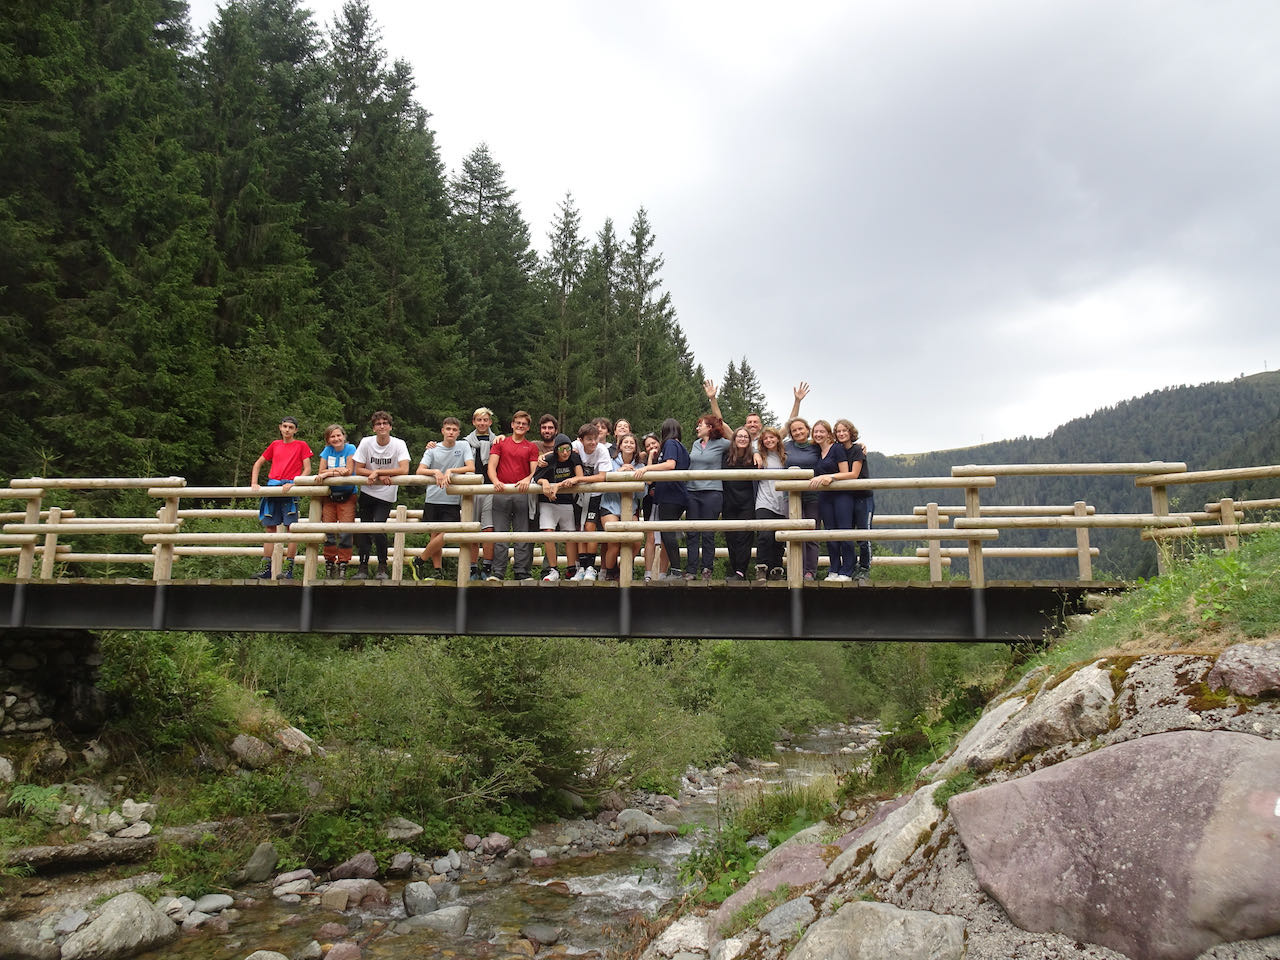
[471,493,493,529]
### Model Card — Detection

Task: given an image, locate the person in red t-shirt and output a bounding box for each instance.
[487,410,540,580]
[249,416,313,580]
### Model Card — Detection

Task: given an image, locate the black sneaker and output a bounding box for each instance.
[727,571,746,582]
[352,563,370,580]
[374,567,389,581]
[275,560,294,580]
[768,566,785,581]
[514,571,532,581]
[413,558,432,581]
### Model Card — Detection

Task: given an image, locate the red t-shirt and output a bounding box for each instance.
[261,439,314,482]
[490,436,540,485]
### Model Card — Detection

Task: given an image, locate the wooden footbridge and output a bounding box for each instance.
[2,462,1277,641]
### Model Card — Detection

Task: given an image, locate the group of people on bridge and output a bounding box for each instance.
[248,381,874,584]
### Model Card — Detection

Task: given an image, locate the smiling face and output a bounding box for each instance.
[789,419,810,443]
[619,435,638,460]
[511,416,531,439]
[325,426,346,447]
[835,422,851,444]
[644,436,660,458]
[472,412,492,434]
[733,428,751,449]
[761,430,780,451]
[745,414,763,437]
[614,419,631,438]
[372,417,392,441]
[540,420,558,442]
[812,422,831,444]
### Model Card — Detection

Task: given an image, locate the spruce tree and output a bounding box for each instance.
[538,192,588,425]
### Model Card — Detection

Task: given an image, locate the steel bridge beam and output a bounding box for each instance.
[0,580,1114,642]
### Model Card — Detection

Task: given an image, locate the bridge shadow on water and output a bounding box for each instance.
[0,579,1121,642]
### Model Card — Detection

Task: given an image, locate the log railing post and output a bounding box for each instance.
[458,490,474,588]
[1074,501,1092,580]
[964,485,985,588]
[152,494,181,582]
[1149,483,1170,574]
[619,490,634,588]
[40,506,62,580]
[16,490,42,579]
[1219,497,1239,552]
[926,502,942,582]
[392,504,407,581]
[787,487,804,588]
[302,493,322,584]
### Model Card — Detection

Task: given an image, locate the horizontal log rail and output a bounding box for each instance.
[4,458,1278,588]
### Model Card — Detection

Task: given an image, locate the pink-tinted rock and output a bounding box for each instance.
[324,943,362,960]
[326,878,388,907]
[315,922,349,939]
[463,833,482,850]
[330,850,378,880]
[950,730,1280,960]
[482,832,513,855]
[711,844,827,938]
[1207,642,1280,697]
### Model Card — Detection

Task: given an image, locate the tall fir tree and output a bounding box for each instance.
[578,218,623,420]
[718,356,774,428]
[321,0,454,433]
[0,0,219,480]
[537,192,588,426]
[447,142,540,419]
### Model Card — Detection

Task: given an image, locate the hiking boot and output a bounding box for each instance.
[250,561,273,580]
[352,562,370,580]
[768,566,785,581]
[336,562,348,580]
[275,560,295,580]
[325,560,336,580]
[374,565,389,581]
[413,558,432,581]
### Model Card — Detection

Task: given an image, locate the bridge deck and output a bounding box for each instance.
[0,579,1119,641]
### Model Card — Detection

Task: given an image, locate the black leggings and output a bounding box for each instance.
[658,502,685,569]
[355,492,393,563]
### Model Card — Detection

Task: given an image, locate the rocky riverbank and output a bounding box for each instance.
[637,640,1280,960]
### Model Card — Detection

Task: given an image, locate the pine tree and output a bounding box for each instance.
[718,356,775,428]
[447,142,539,418]
[578,218,623,418]
[0,0,220,479]
[537,192,589,426]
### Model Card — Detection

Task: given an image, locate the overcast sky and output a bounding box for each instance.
[187,0,1280,455]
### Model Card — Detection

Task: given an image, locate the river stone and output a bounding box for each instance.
[244,953,290,960]
[616,808,677,838]
[229,733,274,769]
[120,798,155,823]
[1207,641,1280,697]
[327,878,388,907]
[324,943,361,960]
[60,892,178,960]
[709,937,745,960]
[387,851,414,877]
[402,881,438,916]
[648,916,709,956]
[193,893,233,914]
[482,831,513,855]
[757,895,815,945]
[331,850,378,879]
[432,856,452,874]
[320,886,349,911]
[521,922,561,945]
[412,904,470,937]
[242,841,279,882]
[869,781,943,880]
[789,901,966,960]
[950,729,1280,960]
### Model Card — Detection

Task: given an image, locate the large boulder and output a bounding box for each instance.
[330,850,378,879]
[712,843,827,937]
[949,730,1280,960]
[1207,642,1280,697]
[825,782,943,885]
[60,892,178,960]
[616,808,678,839]
[789,901,965,960]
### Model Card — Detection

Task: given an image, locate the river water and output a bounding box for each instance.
[100,724,872,959]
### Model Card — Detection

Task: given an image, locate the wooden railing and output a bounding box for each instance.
[3,461,1279,587]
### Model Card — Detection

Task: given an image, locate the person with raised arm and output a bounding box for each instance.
[784,415,821,581]
[351,411,411,580]
[683,379,734,581]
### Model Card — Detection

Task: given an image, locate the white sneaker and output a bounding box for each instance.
[543,568,560,581]
[583,566,598,581]
[825,573,849,582]
[571,567,587,581]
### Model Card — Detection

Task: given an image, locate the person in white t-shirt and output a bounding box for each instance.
[569,421,615,580]
[351,410,411,580]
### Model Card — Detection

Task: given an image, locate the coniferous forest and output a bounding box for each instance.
[0,0,735,486]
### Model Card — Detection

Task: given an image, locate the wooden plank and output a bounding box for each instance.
[777,529,999,541]
[776,476,997,491]
[952,515,1191,529]
[953,462,1186,476]
[1135,464,1280,486]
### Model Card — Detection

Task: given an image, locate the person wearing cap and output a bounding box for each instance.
[532,433,584,580]
[249,416,314,580]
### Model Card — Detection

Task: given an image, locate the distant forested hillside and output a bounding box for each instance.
[869,372,1280,578]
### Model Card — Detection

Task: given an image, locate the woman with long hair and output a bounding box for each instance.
[807,419,852,581]
[753,426,788,580]
[638,433,667,581]
[599,432,642,581]
[784,417,821,580]
[722,426,756,580]
[835,418,872,580]
[684,412,730,579]
[634,418,690,579]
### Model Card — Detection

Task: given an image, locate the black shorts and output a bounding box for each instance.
[582,494,603,527]
[422,502,462,524]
